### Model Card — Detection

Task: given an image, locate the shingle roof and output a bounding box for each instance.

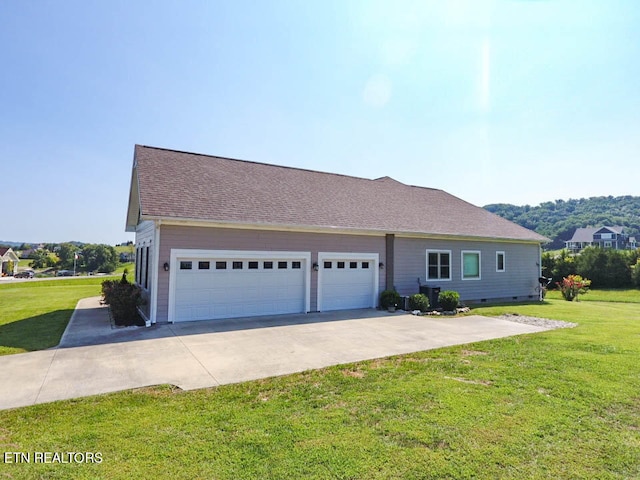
[127,145,549,243]
[568,226,626,243]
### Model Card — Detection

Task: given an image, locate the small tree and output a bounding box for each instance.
[556,275,591,301]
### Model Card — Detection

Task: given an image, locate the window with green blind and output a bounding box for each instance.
[462,251,481,280]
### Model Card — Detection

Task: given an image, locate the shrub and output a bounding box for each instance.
[408,293,430,312]
[101,279,145,326]
[632,260,640,288]
[438,290,460,311]
[380,289,401,309]
[556,274,591,302]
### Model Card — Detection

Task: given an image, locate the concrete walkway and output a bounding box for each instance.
[0,297,553,410]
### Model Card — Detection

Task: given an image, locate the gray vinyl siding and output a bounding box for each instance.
[155,225,386,322]
[393,237,541,303]
[135,221,155,309]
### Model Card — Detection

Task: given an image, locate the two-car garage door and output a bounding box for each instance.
[170,250,378,322]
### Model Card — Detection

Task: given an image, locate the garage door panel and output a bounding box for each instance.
[320,255,376,311]
[174,255,307,322]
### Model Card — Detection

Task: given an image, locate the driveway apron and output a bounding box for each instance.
[0,297,550,410]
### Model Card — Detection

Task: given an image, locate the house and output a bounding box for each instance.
[565,226,636,253]
[125,145,549,325]
[0,247,19,276]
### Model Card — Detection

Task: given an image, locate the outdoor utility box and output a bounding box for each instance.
[398,296,410,311]
[419,286,441,309]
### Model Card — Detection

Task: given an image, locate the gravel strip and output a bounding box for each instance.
[497,313,577,330]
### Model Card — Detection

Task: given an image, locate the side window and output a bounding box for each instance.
[496,251,505,272]
[462,251,481,280]
[426,250,451,280]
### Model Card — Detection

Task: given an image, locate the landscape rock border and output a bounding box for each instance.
[497,313,577,330]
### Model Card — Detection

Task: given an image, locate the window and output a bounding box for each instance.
[232,261,243,270]
[215,261,227,270]
[198,261,210,270]
[292,261,301,269]
[604,241,612,248]
[362,262,369,269]
[324,261,332,269]
[496,251,505,272]
[144,247,150,289]
[179,261,192,270]
[350,262,357,269]
[337,261,345,269]
[278,261,287,269]
[462,251,481,280]
[264,261,273,269]
[248,261,259,269]
[427,250,451,280]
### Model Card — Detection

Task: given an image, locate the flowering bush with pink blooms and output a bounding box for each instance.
[556,275,591,302]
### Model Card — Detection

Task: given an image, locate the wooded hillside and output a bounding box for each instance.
[484,196,640,249]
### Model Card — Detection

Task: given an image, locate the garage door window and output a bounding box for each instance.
[362,262,369,269]
[292,261,301,269]
[337,262,345,269]
[198,261,210,270]
[350,262,357,269]
[216,261,227,270]
[233,261,243,270]
[324,261,332,268]
[264,261,273,269]
[248,261,259,269]
[180,261,192,270]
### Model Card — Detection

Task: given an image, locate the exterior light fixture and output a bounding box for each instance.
[379,262,384,269]
[313,262,319,271]
[163,262,170,272]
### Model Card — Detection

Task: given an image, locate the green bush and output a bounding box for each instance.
[632,260,640,288]
[101,279,145,326]
[379,289,401,309]
[438,290,460,311]
[408,293,430,312]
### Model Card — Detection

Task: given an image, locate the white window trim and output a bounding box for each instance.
[461,250,482,281]
[425,249,452,282]
[317,252,379,312]
[168,249,311,323]
[496,251,506,273]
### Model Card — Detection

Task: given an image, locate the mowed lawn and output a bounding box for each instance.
[0,278,103,355]
[0,289,639,479]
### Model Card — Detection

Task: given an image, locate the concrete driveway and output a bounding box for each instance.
[0,297,552,410]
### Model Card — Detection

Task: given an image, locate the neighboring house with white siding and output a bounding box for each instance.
[125,145,549,326]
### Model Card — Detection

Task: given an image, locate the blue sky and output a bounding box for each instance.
[1,1,639,245]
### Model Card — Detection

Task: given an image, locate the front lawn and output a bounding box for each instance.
[0,293,639,479]
[0,278,103,355]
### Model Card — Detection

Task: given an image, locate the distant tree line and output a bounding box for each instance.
[29,243,119,273]
[485,196,640,249]
[543,247,640,289]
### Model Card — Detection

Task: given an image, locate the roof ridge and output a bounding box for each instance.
[136,144,387,184]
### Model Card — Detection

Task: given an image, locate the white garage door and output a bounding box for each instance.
[173,255,307,322]
[319,254,377,311]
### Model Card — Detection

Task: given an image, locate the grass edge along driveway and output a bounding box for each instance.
[0,290,638,479]
[0,277,104,355]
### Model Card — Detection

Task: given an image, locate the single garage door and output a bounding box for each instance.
[318,253,378,311]
[173,255,308,322]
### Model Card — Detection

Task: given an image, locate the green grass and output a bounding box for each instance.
[0,292,639,478]
[0,278,103,355]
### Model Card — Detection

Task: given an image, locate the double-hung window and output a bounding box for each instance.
[426,250,451,281]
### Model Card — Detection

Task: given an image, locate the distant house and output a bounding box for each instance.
[0,247,19,276]
[125,145,549,325]
[566,226,636,253]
